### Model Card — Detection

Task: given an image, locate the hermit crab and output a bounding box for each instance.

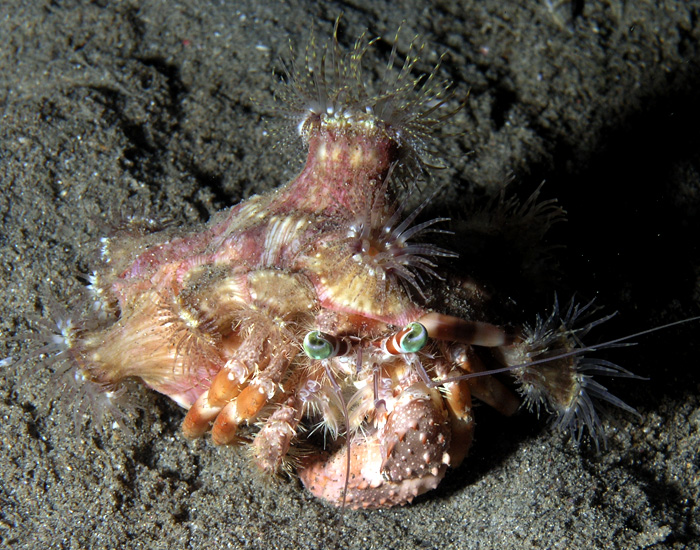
[24,23,655,509]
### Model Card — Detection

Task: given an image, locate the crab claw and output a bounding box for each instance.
[298,382,454,509]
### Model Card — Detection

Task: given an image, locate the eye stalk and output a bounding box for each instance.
[304,323,429,361]
[398,322,428,353]
[380,322,430,355]
[303,331,335,360]
[302,331,353,360]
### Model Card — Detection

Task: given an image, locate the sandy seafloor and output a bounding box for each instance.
[1,1,700,549]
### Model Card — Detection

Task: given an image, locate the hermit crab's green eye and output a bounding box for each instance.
[303,331,335,360]
[398,322,428,353]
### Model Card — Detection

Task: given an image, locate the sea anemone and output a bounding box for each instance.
[275,18,458,180]
[344,170,457,300]
[19,299,138,434]
[499,297,641,450]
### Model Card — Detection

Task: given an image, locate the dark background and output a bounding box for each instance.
[1,1,699,548]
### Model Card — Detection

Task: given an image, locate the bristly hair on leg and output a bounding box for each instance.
[497,296,643,451]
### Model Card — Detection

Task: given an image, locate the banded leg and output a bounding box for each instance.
[419,312,519,347]
[182,318,292,444]
[418,312,520,416]
[210,347,293,445]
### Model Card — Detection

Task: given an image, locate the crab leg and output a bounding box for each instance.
[182,358,251,440]
[438,367,475,468]
[252,394,302,474]
[419,312,518,347]
[182,322,291,443]
[182,390,221,439]
[211,347,293,445]
[449,344,520,416]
